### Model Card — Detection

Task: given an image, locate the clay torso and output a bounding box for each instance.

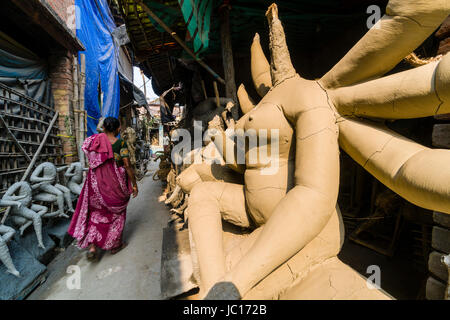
[238,103,295,226]
[5,182,32,211]
[70,163,83,184]
[34,162,57,185]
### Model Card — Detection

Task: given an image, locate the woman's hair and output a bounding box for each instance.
[103,117,121,133]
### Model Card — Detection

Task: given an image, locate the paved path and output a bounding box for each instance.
[28,162,168,300]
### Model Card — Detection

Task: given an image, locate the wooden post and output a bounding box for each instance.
[219,4,239,119]
[213,81,220,108]
[201,80,208,100]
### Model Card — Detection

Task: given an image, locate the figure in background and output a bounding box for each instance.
[68,117,138,261]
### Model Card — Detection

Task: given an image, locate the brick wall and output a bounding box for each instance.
[49,50,78,164]
[43,0,76,33]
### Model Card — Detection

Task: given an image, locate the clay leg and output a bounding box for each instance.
[0,226,19,277]
[15,207,45,249]
[55,184,74,212]
[188,181,250,296]
[67,181,82,196]
[39,184,66,217]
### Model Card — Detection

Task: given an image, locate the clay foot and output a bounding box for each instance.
[38,243,46,250]
[7,269,20,277]
[204,282,242,300]
[59,212,70,219]
[19,222,33,236]
[111,242,128,255]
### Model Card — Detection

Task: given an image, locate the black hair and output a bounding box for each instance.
[103,117,120,133]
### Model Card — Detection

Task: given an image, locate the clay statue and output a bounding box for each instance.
[30,162,74,218]
[187,1,450,300]
[2,181,49,249]
[0,200,21,277]
[64,162,87,196]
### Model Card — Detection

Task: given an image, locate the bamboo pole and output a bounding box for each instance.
[213,81,220,108]
[135,0,225,85]
[201,79,207,100]
[1,111,59,224]
[0,114,31,162]
[79,53,86,167]
[72,55,80,161]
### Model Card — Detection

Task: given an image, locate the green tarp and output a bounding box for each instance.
[143,1,182,33]
[178,0,213,54]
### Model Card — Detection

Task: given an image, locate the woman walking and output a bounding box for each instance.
[68,117,138,260]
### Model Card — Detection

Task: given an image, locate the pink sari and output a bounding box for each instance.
[68,133,132,250]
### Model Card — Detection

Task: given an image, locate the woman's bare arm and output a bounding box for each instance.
[123,158,138,197]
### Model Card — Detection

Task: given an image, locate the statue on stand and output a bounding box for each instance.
[30,162,74,218]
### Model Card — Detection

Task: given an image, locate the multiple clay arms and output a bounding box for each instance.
[185,0,450,300]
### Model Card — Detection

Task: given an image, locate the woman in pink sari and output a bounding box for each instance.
[68,117,138,260]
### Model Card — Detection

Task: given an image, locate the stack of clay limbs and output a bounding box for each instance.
[0,162,85,277]
[177,0,450,300]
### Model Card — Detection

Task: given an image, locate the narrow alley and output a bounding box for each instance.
[28,162,167,300]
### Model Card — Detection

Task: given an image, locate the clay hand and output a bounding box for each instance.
[208,115,225,132]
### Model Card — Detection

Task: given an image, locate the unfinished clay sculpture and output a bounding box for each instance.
[30,162,73,218]
[188,1,450,300]
[64,162,87,196]
[2,182,48,249]
[0,200,21,277]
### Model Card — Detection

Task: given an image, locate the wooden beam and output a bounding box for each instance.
[0,114,31,162]
[219,5,238,103]
[136,0,225,85]
[10,0,85,52]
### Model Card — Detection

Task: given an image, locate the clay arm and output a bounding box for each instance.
[338,117,450,214]
[219,107,340,297]
[3,195,26,201]
[64,165,76,177]
[209,127,246,174]
[330,53,450,119]
[29,166,52,183]
[320,0,450,89]
[31,181,50,190]
[57,165,69,172]
[0,199,22,208]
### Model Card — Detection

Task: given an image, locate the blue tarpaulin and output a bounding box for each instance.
[0,31,52,105]
[76,0,120,136]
